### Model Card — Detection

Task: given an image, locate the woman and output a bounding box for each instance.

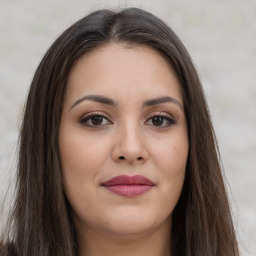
[0,7,239,256]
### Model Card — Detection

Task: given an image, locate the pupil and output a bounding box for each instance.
[152,116,163,126]
[92,116,103,125]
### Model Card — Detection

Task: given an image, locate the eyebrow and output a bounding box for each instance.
[142,96,182,109]
[70,95,117,110]
[70,94,182,110]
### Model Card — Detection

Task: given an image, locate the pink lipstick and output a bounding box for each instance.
[102,175,155,197]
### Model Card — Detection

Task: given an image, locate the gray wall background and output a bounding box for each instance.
[0,0,255,255]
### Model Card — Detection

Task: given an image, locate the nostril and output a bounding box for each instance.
[118,156,143,161]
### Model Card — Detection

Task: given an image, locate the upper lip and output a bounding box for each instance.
[102,175,155,186]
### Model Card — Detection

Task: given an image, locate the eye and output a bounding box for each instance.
[145,115,176,128]
[80,113,112,127]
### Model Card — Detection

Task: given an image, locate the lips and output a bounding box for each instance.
[102,175,155,197]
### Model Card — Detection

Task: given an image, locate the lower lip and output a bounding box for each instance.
[104,185,153,196]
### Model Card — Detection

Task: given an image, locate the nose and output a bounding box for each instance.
[111,123,149,165]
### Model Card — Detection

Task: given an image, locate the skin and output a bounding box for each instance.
[59,43,189,256]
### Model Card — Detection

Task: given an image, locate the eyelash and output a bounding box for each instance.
[79,112,177,128]
[79,112,112,127]
[145,114,177,128]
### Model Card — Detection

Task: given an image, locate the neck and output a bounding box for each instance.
[76,221,172,256]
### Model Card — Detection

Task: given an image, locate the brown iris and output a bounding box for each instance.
[152,116,164,126]
[91,116,103,125]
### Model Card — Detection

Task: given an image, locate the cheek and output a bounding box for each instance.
[59,132,109,177]
[151,133,188,207]
[152,133,188,174]
[58,131,113,205]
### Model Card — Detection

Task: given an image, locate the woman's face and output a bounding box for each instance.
[59,43,189,238]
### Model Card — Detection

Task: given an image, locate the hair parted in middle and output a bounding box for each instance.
[3,7,239,256]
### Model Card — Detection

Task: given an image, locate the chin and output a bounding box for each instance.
[98,210,171,238]
[104,223,156,238]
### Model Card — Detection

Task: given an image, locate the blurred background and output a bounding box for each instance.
[0,0,255,254]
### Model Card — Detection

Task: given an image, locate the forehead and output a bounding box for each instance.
[66,43,183,106]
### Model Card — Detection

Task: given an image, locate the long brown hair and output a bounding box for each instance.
[1,8,239,256]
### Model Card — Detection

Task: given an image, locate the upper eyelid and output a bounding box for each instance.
[79,114,176,129]
[145,111,175,120]
[145,115,176,123]
[79,110,176,122]
[79,113,112,127]
[80,111,111,120]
